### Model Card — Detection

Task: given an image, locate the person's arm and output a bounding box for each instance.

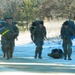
[43,26,46,38]
[60,27,64,39]
[31,27,37,42]
[12,25,19,40]
[14,26,19,36]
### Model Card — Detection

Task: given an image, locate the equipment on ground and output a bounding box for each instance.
[48,49,63,59]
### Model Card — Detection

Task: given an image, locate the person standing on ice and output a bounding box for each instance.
[60,21,75,60]
[30,21,46,59]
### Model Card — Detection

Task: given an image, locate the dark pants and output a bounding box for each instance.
[34,38,43,58]
[62,38,72,59]
[1,36,15,59]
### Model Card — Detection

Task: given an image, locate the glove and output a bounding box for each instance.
[11,33,18,39]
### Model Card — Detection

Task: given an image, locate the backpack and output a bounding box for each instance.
[48,49,63,59]
[67,20,75,30]
[63,20,75,32]
[62,20,75,38]
[30,20,43,33]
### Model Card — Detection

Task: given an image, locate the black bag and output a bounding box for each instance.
[48,49,63,59]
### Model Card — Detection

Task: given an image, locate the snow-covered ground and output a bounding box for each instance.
[0,21,75,75]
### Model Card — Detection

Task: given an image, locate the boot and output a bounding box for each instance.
[3,52,6,58]
[64,56,67,60]
[34,53,37,59]
[7,55,10,59]
[64,54,67,60]
[7,51,10,59]
[68,55,72,60]
[38,54,42,59]
[10,52,13,58]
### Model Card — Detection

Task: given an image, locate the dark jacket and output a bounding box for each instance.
[31,25,46,42]
[61,26,75,39]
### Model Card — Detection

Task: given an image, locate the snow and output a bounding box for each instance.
[0,21,75,75]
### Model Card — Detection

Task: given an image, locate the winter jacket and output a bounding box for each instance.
[61,26,75,39]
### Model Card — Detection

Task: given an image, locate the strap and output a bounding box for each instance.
[2,30,10,36]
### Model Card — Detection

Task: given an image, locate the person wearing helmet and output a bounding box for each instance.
[61,21,75,60]
[31,21,46,59]
[1,17,19,59]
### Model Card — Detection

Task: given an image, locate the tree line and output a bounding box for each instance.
[0,0,75,31]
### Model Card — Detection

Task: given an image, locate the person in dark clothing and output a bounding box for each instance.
[8,18,19,58]
[1,18,9,58]
[1,17,19,59]
[31,21,46,59]
[60,21,75,60]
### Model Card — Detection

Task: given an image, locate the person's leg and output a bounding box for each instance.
[10,40,15,58]
[34,45,43,59]
[1,37,6,58]
[34,39,43,59]
[6,43,11,59]
[1,46,5,58]
[38,46,42,59]
[62,43,67,60]
[7,48,10,59]
[38,39,43,59]
[34,46,38,58]
[67,43,72,60]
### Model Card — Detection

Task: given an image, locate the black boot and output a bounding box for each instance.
[34,53,37,59]
[64,55,67,60]
[38,54,42,59]
[68,55,72,60]
[7,51,10,59]
[7,55,10,59]
[64,54,67,60]
[3,52,6,58]
[10,52,13,58]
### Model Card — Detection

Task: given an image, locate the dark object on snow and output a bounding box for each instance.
[48,49,63,59]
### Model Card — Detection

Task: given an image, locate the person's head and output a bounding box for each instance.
[39,24,43,28]
[63,21,68,28]
[8,17,13,25]
[39,21,44,28]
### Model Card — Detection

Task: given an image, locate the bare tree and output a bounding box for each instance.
[39,0,74,20]
[0,0,22,20]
